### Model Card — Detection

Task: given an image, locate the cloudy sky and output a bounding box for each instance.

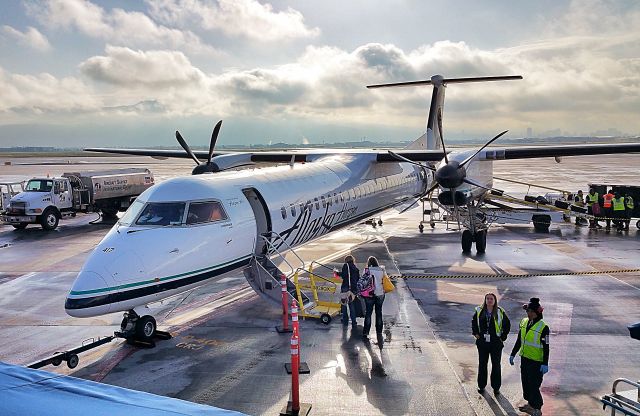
[1,0,639,147]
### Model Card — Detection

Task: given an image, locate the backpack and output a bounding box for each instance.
[357,268,375,297]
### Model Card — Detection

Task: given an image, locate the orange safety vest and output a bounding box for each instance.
[603,193,614,208]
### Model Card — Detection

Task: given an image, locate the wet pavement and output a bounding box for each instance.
[1,154,639,415]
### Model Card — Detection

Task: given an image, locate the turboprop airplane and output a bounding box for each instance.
[65,75,640,342]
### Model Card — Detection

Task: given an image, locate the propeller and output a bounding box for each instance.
[389,129,509,212]
[175,120,223,175]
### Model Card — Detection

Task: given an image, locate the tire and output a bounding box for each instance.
[430,222,435,229]
[419,224,424,233]
[12,223,28,230]
[40,208,59,231]
[532,215,551,232]
[320,313,332,325]
[461,230,473,252]
[66,354,79,369]
[135,315,156,340]
[51,357,63,366]
[475,230,487,254]
[636,220,640,229]
[378,220,383,226]
[101,207,118,219]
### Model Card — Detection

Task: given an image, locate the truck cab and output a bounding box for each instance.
[3,177,72,230]
[0,181,25,213]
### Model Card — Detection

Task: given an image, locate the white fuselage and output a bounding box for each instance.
[65,154,425,317]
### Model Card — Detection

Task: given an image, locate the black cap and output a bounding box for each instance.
[523,297,544,314]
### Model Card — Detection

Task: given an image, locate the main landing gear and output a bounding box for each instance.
[117,309,172,347]
[461,229,487,254]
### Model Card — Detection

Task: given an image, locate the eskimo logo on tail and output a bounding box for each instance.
[367,75,522,150]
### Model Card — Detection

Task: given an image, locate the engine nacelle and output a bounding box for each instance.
[438,190,468,206]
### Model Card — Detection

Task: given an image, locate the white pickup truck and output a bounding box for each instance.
[2,168,154,230]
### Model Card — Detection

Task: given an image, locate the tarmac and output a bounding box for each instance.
[1,154,640,415]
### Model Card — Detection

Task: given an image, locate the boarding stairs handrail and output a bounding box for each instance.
[259,231,305,278]
[601,378,640,416]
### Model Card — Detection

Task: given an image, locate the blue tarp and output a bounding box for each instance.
[0,362,247,416]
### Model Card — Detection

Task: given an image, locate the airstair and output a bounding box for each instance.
[243,232,341,323]
[601,378,640,415]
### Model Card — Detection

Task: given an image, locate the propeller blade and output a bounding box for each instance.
[208,120,223,164]
[399,181,439,214]
[462,177,494,191]
[438,113,449,164]
[388,151,436,171]
[175,131,201,165]
[459,130,508,168]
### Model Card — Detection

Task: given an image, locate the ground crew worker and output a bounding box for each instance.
[471,293,511,395]
[509,297,549,416]
[602,188,615,229]
[574,190,585,225]
[586,188,600,228]
[624,193,634,231]
[612,192,626,231]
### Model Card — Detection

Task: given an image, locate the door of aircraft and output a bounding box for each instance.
[242,188,272,255]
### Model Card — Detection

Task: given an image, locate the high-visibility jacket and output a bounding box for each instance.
[626,196,635,210]
[519,318,548,362]
[586,192,599,206]
[613,197,626,211]
[603,193,614,208]
[475,306,505,337]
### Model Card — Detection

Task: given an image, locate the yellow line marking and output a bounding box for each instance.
[393,268,640,279]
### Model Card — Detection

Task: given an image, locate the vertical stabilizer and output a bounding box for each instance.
[367,75,522,151]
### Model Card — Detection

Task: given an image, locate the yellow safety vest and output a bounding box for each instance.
[612,197,626,211]
[626,196,634,209]
[586,193,598,206]
[475,306,505,336]
[519,318,547,362]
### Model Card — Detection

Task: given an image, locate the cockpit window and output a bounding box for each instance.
[119,200,145,225]
[186,201,227,225]
[136,202,185,226]
[25,179,53,192]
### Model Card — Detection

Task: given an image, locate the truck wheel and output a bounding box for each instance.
[12,223,28,230]
[40,209,59,231]
[101,208,118,219]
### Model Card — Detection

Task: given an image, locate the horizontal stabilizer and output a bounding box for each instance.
[367,75,522,89]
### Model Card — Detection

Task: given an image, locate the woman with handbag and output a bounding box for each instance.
[339,255,360,327]
[358,256,388,343]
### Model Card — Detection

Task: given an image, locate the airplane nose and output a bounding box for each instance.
[65,271,112,317]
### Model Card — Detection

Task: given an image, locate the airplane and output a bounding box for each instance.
[65,75,640,342]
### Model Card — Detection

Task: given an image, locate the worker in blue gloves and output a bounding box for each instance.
[509,298,550,416]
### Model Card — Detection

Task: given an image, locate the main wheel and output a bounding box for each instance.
[135,315,157,340]
[461,230,473,252]
[475,230,487,254]
[12,223,28,230]
[40,208,59,231]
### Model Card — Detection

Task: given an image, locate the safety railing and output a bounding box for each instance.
[259,231,305,278]
[601,378,640,416]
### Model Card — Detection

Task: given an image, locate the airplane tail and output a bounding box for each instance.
[368,75,522,150]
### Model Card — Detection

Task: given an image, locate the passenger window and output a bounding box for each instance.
[314,197,320,210]
[290,205,296,216]
[281,207,287,219]
[186,201,227,225]
[334,193,338,204]
[321,196,326,207]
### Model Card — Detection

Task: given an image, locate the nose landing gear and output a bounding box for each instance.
[117,310,172,347]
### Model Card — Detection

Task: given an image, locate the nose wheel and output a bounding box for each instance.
[117,310,171,346]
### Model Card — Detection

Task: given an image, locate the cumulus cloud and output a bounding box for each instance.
[27,0,217,55]
[146,0,319,41]
[80,46,205,87]
[1,25,51,51]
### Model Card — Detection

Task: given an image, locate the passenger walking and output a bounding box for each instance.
[358,256,386,343]
[603,188,615,229]
[509,298,550,416]
[471,293,511,395]
[586,188,601,228]
[339,255,359,327]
